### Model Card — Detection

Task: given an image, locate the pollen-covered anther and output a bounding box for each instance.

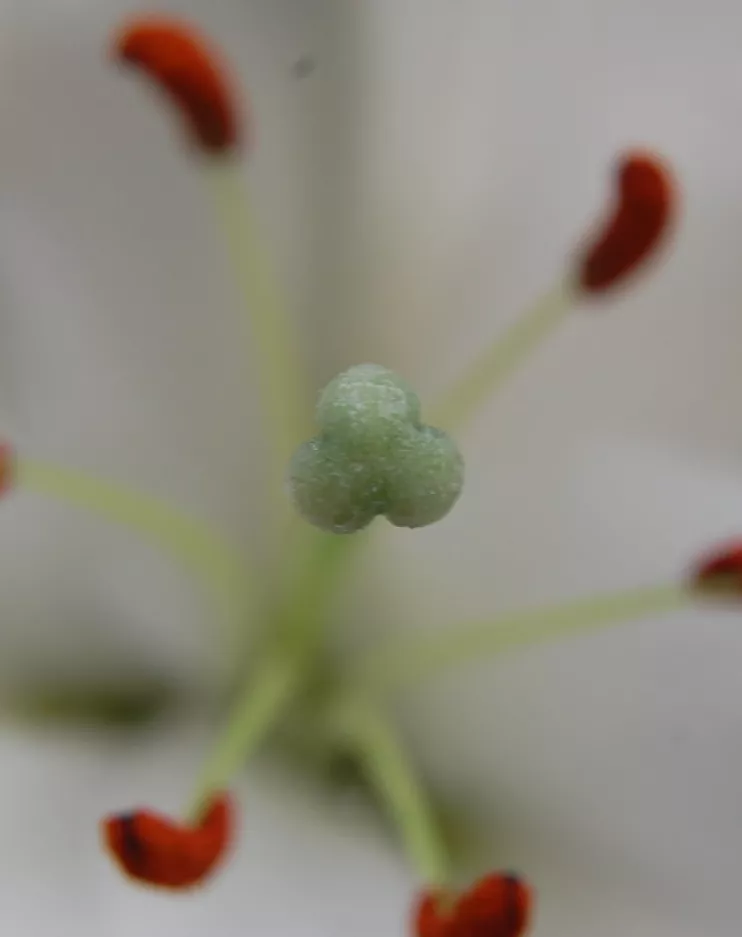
[690,540,742,599]
[577,150,676,295]
[114,16,244,153]
[288,364,464,534]
[102,792,233,889]
[414,873,533,937]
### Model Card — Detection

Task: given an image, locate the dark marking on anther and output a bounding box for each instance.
[119,813,146,867]
[502,874,523,936]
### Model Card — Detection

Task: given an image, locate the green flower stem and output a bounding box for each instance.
[17,457,252,656]
[205,160,311,502]
[186,652,301,821]
[330,695,451,889]
[356,583,689,695]
[431,279,575,432]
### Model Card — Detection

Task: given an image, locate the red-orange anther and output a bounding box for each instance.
[114,16,243,153]
[415,891,450,937]
[102,792,233,889]
[577,151,675,294]
[0,442,14,497]
[691,540,742,597]
[415,873,533,937]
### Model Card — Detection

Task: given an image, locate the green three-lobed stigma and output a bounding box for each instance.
[288,364,465,534]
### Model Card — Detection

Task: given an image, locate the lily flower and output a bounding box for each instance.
[2,4,741,937]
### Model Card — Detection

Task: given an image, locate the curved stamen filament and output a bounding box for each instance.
[357,583,689,695]
[205,161,310,503]
[431,280,575,433]
[329,696,451,889]
[17,457,251,654]
[186,653,300,821]
[115,16,308,522]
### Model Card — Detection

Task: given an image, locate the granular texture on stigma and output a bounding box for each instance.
[288,364,465,533]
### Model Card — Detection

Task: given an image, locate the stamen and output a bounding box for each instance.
[114,16,243,154]
[329,696,451,889]
[577,151,675,295]
[186,654,299,822]
[102,792,233,889]
[432,150,677,433]
[415,889,451,937]
[113,18,309,516]
[0,441,13,496]
[431,282,574,432]
[415,873,533,937]
[689,539,742,598]
[15,456,251,654]
[205,161,311,489]
[357,584,689,694]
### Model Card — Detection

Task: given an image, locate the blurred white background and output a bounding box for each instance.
[1,0,742,935]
